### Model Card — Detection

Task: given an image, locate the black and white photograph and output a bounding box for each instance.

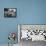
[4,8,17,18]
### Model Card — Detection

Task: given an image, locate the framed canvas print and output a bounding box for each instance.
[18,24,46,41]
[4,8,17,18]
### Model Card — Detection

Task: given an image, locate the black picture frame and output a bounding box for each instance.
[4,8,17,18]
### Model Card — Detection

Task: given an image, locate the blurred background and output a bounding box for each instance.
[0,0,46,46]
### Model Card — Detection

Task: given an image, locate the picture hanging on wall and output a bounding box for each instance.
[4,8,17,18]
